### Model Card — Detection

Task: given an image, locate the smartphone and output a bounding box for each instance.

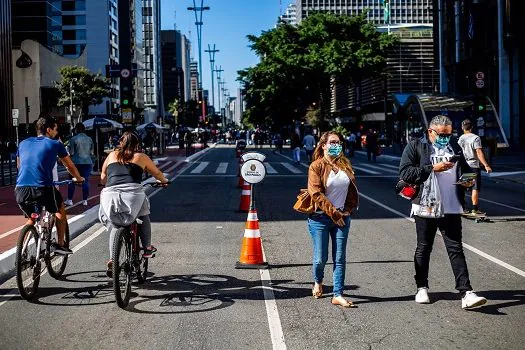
[449,155,461,163]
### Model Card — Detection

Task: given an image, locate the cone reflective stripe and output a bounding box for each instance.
[239,181,251,212]
[236,209,268,269]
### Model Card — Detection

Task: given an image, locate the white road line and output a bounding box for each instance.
[216,162,228,174]
[360,164,398,173]
[479,198,525,213]
[275,152,309,168]
[264,163,278,174]
[359,192,525,278]
[380,163,400,170]
[488,171,525,177]
[352,165,380,175]
[280,162,302,174]
[190,161,209,174]
[261,269,287,350]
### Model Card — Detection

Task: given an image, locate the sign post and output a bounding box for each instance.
[12,109,19,145]
[240,152,267,210]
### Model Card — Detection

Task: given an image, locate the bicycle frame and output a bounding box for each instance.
[22,209,54,263]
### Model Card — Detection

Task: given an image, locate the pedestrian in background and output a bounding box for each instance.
[458,119,492,215]
[303,131,316,163]
[64,122,94,206]
[399,115,487,310]
[366,129,378,162]
[307,131,359,308]
[290,132,301,164]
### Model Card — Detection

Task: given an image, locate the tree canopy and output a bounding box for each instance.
[237,13,397,129]
[54,65,111,118]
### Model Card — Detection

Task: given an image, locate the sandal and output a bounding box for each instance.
[312,283,323,299]
[331,295,357,308]
[143,245,157,258]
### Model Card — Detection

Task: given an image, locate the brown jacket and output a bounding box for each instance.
[307,157,359,223]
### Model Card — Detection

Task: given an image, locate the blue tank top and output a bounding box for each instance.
[106,162,143,187]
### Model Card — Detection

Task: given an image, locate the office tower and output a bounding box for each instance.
[61,0,86,57]
[280,3,297,25]
[161,30,191,112]
[11,0,63,55]
[0,0,13,139]
[190,61,199,101]
[143,0,164,121]
[295,0,433,25]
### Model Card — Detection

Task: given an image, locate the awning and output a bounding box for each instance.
[362,112,385,121]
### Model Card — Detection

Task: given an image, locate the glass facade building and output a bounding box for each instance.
[0,0,13,139]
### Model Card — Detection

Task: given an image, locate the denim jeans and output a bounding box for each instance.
[414,215,472,294]
[68,164,92,201]
[308,212,351,297]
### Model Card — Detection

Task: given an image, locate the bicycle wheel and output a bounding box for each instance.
[47,221,70,279]
[16,225,41,300]
[112,227,132,308]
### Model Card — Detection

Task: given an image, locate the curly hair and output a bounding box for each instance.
[312,131,354,174]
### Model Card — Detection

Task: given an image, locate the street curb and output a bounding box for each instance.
[0,145,212,283]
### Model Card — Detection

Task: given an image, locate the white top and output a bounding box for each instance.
[458,133,482,168]
[325,170,350,209]
[411,144,463,216]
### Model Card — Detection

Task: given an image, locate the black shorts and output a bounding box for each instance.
[472,168,482,191]
[15,186,63,217]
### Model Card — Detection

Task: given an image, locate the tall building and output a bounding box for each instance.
[190,61,199,101]
[61,0,87,57]
[161,30,182,110]
[295,0,433,25]
[0,0,13,139]
[11,0,63,55]
[85,0,120,117]
[142,0,164,122]
[280,3,297,25]
[435,0,524,148]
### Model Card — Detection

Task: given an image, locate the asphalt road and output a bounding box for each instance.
[0,145,524,349]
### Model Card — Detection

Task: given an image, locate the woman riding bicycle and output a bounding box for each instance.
[99,131,169,277]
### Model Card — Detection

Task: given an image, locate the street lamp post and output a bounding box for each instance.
[187,1,210,123]
[214,65,224,127]
[204,44,219,115]
[69,78,77,128]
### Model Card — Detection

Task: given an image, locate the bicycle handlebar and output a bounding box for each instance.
[53,180,84,186]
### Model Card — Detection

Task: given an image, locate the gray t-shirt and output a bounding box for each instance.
[458,133,482,168]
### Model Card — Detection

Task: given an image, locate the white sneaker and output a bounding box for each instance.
[64,199,73,206]
[82,200,88,206]
[415,287,430,304]
[462,291,487,309]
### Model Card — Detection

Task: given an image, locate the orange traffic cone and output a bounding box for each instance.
[236,209,268,269]
[237,160,244,188]
[239,181,251,212]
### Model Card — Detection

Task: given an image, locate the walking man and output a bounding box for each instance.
[302,131,316,163]
[399,115,487,310]
[366,129,377,162]
[64,123,93,206]
[458,119,492,215]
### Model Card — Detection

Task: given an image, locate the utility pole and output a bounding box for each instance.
[204,44,219,114]
[187,1,210,123]
[214,65,224,127]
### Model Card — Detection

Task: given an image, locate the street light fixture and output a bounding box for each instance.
[188,1,210,123]
[205,44,219,113]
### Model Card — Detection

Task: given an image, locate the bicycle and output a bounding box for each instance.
[15,180,81,300]
[111,181,169,308]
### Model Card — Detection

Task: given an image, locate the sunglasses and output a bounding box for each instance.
[430,129,452,138]
[327,140,342,145]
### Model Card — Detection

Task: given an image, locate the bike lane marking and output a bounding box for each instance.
[359,192,525,278]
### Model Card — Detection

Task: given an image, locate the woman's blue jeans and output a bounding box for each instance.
[68,164,92,201]
[308,213,351,297]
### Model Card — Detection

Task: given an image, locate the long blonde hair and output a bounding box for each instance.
[312,131,354,174]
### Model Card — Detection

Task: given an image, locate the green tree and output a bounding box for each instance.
[238,13,397,129]
[54,65,111,119]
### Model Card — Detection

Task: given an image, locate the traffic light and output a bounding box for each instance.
[120,84,133,108]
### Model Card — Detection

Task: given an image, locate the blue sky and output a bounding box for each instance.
[160,0,292,107]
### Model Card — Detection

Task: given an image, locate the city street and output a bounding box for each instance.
[1,145,524,349]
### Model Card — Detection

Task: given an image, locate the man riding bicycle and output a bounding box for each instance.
[15,115,85,255]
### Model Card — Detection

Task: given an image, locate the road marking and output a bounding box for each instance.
[264,162,278,174]
[489,171,525,177]
[479,198,525,213]
[190,161,209,174]
[216,162,228,174]
[359,163,398,173]
[359,192,525,278]
[352,165,380,175]
[380,163,400,170]
[280,162,302,174]
[275,152,309,168]
[261,269,287,350]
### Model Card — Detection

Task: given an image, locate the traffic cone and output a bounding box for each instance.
[237,159,244,188]
[239,181,251,212]
[236,209,268,269]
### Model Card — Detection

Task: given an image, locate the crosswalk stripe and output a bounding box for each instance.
[381,163,399,170]
[359,163,398,173]
[264,162,278,174]
[190,162,209,174]
[280,162,302,174]
[216,162,228,174]
[352,165,380,175]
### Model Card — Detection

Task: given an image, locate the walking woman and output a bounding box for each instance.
[307,131,359,307]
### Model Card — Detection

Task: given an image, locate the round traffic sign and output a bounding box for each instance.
[240,159,266,184]
[121,69,131,78]
[476,71,484,80]
[475,79,485,88]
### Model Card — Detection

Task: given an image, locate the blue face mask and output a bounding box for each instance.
[434,135,451,149]
[327,144,343,157]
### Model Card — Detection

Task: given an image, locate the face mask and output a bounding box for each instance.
[433,135,451,149]
[327,144,342,156]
